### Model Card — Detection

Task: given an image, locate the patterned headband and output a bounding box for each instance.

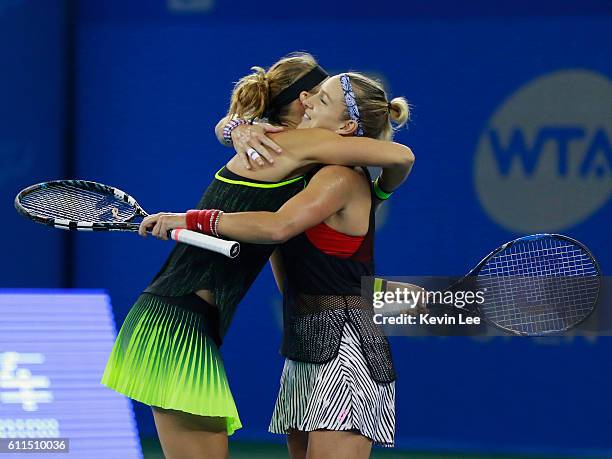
[339,74,365,137]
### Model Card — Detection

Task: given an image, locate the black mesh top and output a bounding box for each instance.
[279,167,396,383]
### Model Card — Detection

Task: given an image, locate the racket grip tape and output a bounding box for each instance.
[169,228,240,258]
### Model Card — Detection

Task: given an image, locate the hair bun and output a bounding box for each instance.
[388,97,410,128]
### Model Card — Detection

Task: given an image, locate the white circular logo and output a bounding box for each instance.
[474,69,612,233]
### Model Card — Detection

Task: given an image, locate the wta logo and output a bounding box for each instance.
[474,70,612,232]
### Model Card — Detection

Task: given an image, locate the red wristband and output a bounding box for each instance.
[186,210,201,232]
[186,209,221,236]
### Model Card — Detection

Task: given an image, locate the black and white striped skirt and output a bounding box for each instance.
[269,321,395,447]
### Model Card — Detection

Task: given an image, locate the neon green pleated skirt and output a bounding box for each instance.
[101,293,242,435]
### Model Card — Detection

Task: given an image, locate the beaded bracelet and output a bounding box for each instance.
[213,211,223,237]
[373,177,393,200]
[222,118,249,145]
[186,209,223,236]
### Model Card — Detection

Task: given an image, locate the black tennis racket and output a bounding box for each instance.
[15,180,240,258]
[377,234,601,336]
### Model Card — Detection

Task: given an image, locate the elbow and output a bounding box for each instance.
[256,224,284,244]
[214,119,224,138]
[215,117,231,144]
[266,221,293,244]
[385,143,414,170]
[399,146,415,168]
[270,226,292,244]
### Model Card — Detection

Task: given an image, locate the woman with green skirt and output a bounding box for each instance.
[102,53,413,459]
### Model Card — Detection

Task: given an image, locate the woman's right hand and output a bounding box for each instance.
[231,123,284,170]
[138,212,187,240]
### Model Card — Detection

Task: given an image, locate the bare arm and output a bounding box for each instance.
[268,128,414,195]
[217,119,414,189]
[137,166,353,243]
[216,166,351,243]
[377,151,415,194]
[268,128,415,172]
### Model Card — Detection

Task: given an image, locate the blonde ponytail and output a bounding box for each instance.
[228,66,270,120]
[226,52,319,125]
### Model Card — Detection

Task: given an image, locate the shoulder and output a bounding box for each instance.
[268,128,339,148]
[266,128,342,163]
[310,165,365,188]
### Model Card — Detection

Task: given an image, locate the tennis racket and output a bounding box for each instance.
[15,180,240,258]
[377,234,601,336]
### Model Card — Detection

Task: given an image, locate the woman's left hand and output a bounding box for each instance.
[232,123,284,169]
[139,213,187,240]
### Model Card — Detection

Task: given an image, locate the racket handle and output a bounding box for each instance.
[169,229,240,258]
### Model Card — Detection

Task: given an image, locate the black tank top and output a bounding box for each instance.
[279,166,396,383]
[144,166,305,341]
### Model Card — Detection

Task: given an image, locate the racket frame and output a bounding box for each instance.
[377,234,602,336]
[15,179,241,258]
[15,180,146,231]
[450,233,601,335]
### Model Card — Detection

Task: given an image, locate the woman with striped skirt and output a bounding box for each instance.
[142,72,413,459]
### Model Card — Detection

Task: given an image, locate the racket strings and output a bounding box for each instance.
[60,184,136,220]
[20,184,135,222]
[477,237,598,334]
[22,190,117,221]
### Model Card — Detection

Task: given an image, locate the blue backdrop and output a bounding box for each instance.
[2,0,611,455]
[0,0,67,288]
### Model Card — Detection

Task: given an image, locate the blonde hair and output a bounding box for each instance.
[341,72,410,140]
[228,52,319,125]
